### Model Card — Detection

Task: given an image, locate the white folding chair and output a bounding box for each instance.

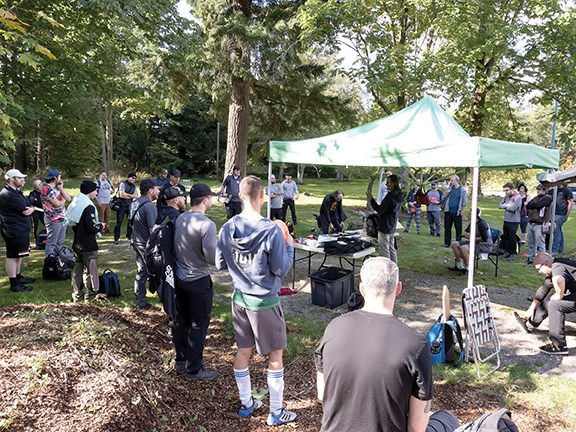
[461,284,501,378]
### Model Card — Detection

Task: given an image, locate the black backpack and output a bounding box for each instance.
[145,220,177,321]
[99,268,121,297]
[42,247,75,280]
[455,408,519,432]
[365,213,379,237]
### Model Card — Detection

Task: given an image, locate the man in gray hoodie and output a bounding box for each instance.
[216,175,296,426]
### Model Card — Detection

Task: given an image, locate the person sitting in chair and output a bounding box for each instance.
[448,208,493,276]
[318,190,346,234]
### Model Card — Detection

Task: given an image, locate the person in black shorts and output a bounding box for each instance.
[315,257,459,432]
[0,169,36,292]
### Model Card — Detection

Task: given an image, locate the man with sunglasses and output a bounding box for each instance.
[514,252,576,355]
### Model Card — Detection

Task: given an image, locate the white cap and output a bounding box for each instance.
[5,169,27,180]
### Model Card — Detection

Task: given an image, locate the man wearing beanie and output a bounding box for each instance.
[0,169,36,292]
[67,180,105,302]
[114,172,139,245]
[130,179,160,308]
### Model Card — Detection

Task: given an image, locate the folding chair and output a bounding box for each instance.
[474,227,501,276]
[461,285,501,378]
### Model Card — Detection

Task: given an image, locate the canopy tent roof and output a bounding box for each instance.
[537,168,576,187]
[269,96,560,170]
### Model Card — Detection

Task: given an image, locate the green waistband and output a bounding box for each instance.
[232,290,280,311]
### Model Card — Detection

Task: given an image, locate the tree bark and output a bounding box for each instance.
[296,164,305,184]
[224,0,251,176]
[105,104,113,173]
[35,121,46,174]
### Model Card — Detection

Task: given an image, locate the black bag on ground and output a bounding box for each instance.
[99,268,121,297]
[454,408,519,432]
[42,248,75,280]
[365,213,379,238]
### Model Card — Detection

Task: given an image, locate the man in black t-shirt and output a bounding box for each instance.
[315,257,459,432]
[219,165,242,219]
[514,252,576,355]
[0,169,36,292]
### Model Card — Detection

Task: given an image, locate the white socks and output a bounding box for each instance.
[234,367,252,406]
[456,260,464,269]
[267,368,285,414]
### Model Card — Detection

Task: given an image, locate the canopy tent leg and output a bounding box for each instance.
[467,166,480,289]
[267,161,273,219]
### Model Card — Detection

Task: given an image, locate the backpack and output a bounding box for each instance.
[321,237,372,255]
[99,268,121,297]
[145,220,177,321]
[415,187,430,206]
[454,408,519,432]
[42,247,75,280]
[365,213,379,238]
[426,314,464,367]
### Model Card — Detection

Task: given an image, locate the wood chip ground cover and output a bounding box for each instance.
[0,302,570,431]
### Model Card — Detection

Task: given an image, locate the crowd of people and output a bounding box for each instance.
[1,165,575,429]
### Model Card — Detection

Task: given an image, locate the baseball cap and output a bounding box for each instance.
[170,168,181,177]
[4,169,27,180]
[536,184,547,190]
[140,179,157,194]
[190,183,217,199]
[45,168,60,181]
[127,171,137,179]
[80,180,98,194]
[164,186,186,200]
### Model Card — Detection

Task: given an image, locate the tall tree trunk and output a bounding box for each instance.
[101,121,107,172]
[225,0,251,176]
[105,104,114,173]
[35,121,46,174]
[296,164,305,184]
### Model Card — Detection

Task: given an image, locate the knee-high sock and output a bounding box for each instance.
[268,368,284,414]
[234,367,252,406]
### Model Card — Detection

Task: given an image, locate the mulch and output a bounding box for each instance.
[0,303,570,431]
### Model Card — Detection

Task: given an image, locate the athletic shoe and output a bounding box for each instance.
[436,233,441,237]
[18,275,35,284]
[403,229,409,233]
[526,258,534,265]
[539,343,568,355]
[114,240,119,245]
[506,253,518,260]
[448,266,463,272]
[183,368,217,382]
[417,232,420,235]
[266,408,297,426]
[459,269,469,276]
[442,244,450,248]
[238,397,263,418]
[513,312,532,333]
[10,284,33,292]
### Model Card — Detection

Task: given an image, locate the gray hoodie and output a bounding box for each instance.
[216,215,293,298]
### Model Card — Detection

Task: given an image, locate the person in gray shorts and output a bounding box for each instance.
[216,175,296,426]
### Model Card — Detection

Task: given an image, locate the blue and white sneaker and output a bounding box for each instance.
[266,407,297,426]
[238,397,263,418]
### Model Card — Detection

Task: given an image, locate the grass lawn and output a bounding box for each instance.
[1,176,576,429]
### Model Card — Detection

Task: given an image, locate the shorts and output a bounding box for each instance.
[232,301,287,355]
[3,234,30,258]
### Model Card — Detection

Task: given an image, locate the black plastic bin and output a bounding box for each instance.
[310,267,354,309]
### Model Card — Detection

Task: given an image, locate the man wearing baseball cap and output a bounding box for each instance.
[157,168,186,210]
[0,169,36,292]
[156,186,186,225]
[172,183,218,381]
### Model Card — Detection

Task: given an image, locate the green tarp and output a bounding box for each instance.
[269,96,559,170]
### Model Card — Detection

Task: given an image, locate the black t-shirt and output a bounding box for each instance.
[552,258,576,296]
[549,187,573,216]
[315,311,433,432]
[0,185,32,238]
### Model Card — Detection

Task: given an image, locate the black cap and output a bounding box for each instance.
[140,179,157,194]
[164,186,186,200]
[170,168,181,177]
[190,183,217,199]
[80,180,98,194]
[536,184,547,190]
[127,171,137,179]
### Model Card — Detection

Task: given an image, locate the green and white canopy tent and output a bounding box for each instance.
[268,96,560,287]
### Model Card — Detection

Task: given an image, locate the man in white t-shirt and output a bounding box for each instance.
[96,171,115,234]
